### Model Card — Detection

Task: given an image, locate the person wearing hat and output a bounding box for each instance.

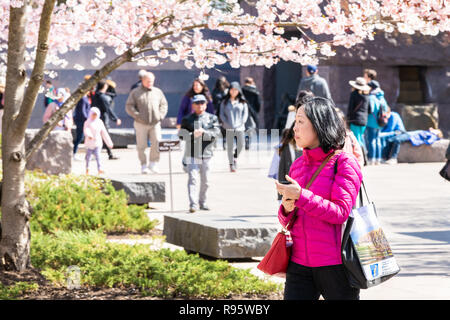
[347,77,371,153]
[42,87,73,131]
[297,64,333,103]
[219,81,249,172]
[179,94,221,213]
[365,79,389,165]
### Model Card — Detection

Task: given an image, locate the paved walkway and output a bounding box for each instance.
[72,136,450,300]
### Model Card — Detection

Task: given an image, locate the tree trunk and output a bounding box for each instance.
[0,3,33,271]
[0,0,56,271]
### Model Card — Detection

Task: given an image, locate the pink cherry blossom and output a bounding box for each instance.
[0,0,447,82]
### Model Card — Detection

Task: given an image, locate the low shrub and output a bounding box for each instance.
[24,172,156,234]
[0,282,39,300]
[31,231,281,298]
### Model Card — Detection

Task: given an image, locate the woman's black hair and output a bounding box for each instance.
[298,97,346,153]
[185,78,212,102]
[279,122,295,155]
[223,81,247,104]
[214,76,230,92]
[295,90,313,108]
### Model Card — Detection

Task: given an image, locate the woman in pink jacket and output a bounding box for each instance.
[276,97,363,300]
[83,107,114,175]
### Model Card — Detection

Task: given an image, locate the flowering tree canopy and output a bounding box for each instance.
[0,0,448,81]
[0,0,448,272]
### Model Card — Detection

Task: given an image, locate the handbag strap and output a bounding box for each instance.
[285,150,341,230]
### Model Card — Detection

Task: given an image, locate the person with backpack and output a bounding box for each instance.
[347,77,371,152]
[365,80,388,165]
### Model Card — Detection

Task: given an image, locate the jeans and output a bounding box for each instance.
[284,261,360,300]
[350,124,366,150]
[187,157,211,209]
[225,129,245,165]
[86,147,102,172]
[365,127,382,161]
[383,141,401,160]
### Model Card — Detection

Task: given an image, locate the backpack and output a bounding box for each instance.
[377,103,389,127]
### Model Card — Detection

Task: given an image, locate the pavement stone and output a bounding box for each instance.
[72,131,450,300]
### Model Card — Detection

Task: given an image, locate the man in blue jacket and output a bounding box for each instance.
[380,107,406,164]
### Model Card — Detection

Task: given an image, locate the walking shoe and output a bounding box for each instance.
[109,154,119,160]
[200,205,210,211]
[230,163,236,172]
[149,162,160,173]
[189,207,196,213]
[141,165,150,174]
[73,154,83,162]
[385,158,398,165]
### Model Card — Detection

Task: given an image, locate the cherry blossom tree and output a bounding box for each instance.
[0,0,448,271]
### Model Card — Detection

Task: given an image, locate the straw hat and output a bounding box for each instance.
[349,77,371,91]
[106,79,116,89]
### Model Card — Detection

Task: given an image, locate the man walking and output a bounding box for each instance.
[126,71,168,174]
[297,64,333,103]
[179,94,220,213]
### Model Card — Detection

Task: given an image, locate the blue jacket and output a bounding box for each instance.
[367,89,388,129]
[382,111,405,133]
[176,95,214,125]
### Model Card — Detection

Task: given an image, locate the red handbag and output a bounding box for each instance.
[256,216,295,277]
[257,151,340,276]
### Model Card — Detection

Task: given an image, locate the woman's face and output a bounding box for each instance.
[90,113,98,120]
[193,81,203,94]
[229,87,239,99]
[293,106,320,149]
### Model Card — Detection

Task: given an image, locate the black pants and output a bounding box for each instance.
[284,261,360,300]
[73,122,84,154]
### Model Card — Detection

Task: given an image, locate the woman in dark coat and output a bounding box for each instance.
[347,77,371,150]
[212,76,230,149]
[176,78,214,128]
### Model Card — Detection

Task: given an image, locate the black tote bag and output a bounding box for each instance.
[341,182,400,289]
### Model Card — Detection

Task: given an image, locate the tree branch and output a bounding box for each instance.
[25,50,132,161]
[14,0,57,136]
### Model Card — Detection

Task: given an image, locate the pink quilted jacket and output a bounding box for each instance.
[278,147,363,267]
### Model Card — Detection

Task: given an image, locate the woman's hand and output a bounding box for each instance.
[281,195,296,213]
[275,175,302,201]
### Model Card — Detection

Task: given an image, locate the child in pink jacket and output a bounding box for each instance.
[83,107,113,175]
[276,97,363,300]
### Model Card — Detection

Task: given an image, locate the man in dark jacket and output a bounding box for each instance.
[179,94,221,213]
[92,80,121,160]
[297,65,333,103]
